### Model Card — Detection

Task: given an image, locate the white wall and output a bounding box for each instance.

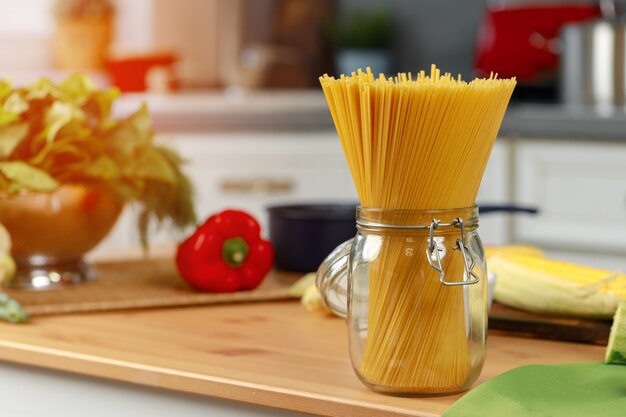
[0,0,55,35]
[0,0,223,87]
[0,0,154,77]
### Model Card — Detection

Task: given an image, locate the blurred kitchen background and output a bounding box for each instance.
[1,0,487,89]
[2,0,626,271]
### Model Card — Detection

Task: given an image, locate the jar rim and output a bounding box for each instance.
[356,205,479,230]
[358,204,478,214]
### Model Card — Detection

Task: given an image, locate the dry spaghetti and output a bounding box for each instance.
[319,66,515,394]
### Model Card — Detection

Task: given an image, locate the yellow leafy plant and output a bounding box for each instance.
[0,74,196,246]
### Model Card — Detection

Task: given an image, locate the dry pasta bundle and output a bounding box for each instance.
[319,66,515,393]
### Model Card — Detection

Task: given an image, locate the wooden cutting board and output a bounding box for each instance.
[5,258,612,346]
[489,302,612,345]
[4,258,302,316]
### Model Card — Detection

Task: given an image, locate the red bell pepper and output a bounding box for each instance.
[176,209,274,292]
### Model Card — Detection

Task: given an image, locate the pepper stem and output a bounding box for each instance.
[222,237,249,268]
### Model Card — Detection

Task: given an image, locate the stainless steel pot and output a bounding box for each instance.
[560,1,626,107]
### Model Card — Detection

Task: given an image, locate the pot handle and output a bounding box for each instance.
[479,204,538,215]
[316,238,352,318]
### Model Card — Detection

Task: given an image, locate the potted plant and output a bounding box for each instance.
[52,0,115,69]
[331,8,393,76]
[0,74,196,289]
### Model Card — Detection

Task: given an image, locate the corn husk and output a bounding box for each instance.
[491,251,626,319]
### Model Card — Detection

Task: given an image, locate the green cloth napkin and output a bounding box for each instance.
[443,362,626,417]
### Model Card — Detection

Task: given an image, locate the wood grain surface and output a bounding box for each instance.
[0,298,605,417]
[4,259,300,316]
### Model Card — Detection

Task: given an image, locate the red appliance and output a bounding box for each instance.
[107,52,178,93]
[475,3,600,83]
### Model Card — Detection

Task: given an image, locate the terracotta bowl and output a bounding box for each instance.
[0,184,123,289]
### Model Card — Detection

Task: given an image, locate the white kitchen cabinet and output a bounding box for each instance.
[476,139,514,246]
[513,139,626,250]
[90,131,513,258]
[166,131,357,225]
[91,129,626,270]
[90,130,358,257]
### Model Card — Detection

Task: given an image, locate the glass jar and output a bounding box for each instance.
[317,206,487,396]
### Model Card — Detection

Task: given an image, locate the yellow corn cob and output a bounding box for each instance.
[485,244,544,261]
[288,273,316,298]
[287,273,331,314]
[301,284,331,314]
[490,252,626,319]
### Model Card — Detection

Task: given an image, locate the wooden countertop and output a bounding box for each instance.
[0,294,604,417]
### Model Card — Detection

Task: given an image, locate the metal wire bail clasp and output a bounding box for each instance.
[426,217,480,286]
